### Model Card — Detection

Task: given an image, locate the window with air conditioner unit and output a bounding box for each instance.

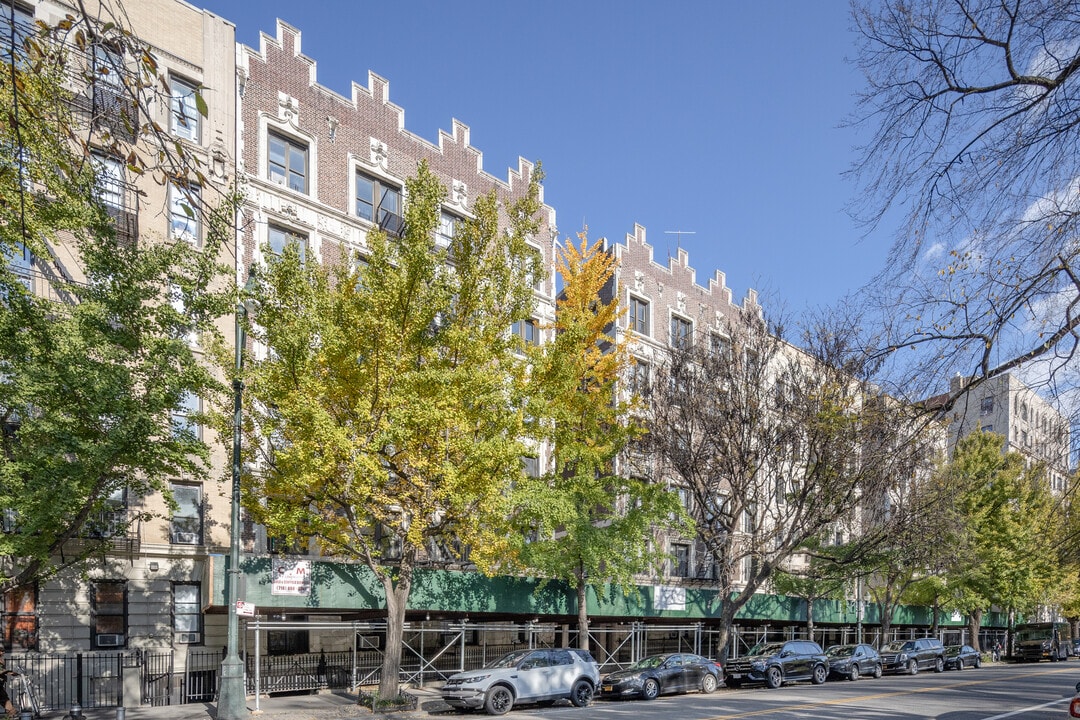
[91,581,126,649]
[173,583,202,645]
[170,484,202,545]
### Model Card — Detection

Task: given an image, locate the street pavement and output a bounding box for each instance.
[32,685,451,720]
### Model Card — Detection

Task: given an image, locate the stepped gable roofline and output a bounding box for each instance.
[610,223,759,313]
[241,19,546,200]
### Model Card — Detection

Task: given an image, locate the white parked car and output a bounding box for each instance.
[440,647,600,715]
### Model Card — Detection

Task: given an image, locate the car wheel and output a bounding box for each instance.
[955,659,963,671]
[765,666,783,689]
[934,657,944,673]
[641,678,660,701]
[849,664,860,681]
[701,673,718,694]
[907,659,919,676]
[812,664,827,685]
[725,677,742,689]
[974,656,981,669]
[570,679,593,707]
[484,685,514,716]
[873,663,883,679]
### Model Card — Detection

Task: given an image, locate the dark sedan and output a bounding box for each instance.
[825,643,882,681]
[599,653,722,700]
[944,644,982,670]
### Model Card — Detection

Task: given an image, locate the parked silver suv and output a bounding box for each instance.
[440,647,600,715]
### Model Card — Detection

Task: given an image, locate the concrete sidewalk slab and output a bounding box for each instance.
[33,686,451,720]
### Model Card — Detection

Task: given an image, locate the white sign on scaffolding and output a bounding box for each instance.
[270,558,312,596]
[654,585,686,611]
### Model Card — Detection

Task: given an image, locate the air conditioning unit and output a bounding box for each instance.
[173,531,199,545]
[96,633,124,647]
[177,632,201,644]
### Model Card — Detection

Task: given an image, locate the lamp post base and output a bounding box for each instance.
[217,655,248,720]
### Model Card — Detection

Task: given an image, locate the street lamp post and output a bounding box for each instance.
[218,298,249,720]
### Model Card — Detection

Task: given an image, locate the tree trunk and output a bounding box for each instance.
[878,593,894,646]
[968,609,983,651]
[930,597,940,636]
[378,563,414,701]
[806,597,815,644]
[576,581,589,650]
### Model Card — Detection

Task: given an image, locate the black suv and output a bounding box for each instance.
[724,640,828,689]
[879,638,944,675]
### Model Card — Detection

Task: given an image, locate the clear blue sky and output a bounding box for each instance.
[196,0,883,313]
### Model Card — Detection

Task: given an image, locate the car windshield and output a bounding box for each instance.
[881,642,913,652]
[746,643,785,656]
[486,650,534,669]
[826,646,855,658]
[630,655,669,670]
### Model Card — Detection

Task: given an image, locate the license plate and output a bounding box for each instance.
[602,686,612,692]
[729,673,742,679]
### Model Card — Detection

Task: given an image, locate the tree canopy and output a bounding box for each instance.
[237,160,545,699]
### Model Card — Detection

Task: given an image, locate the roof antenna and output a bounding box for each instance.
[664,230,695,260]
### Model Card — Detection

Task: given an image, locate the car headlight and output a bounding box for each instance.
[751,661,765,671]
[464,674,490,683]
[898,654,908,661]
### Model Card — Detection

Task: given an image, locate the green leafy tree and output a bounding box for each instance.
[772,539,850,642]
[513,235,688,648]
[937,432,1060,649]
[0,3,233,592]
[238,161,544,700]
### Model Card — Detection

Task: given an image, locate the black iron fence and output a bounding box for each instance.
[6,652,129,711]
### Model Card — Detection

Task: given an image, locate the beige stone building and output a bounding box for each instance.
[943,373,1071,493]
[2,0,238,668]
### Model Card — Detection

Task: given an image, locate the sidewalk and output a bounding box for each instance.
[33,685,451,720]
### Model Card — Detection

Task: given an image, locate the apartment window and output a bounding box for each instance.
[170,284,198,346]
[2,585,36,651]
[172,583,202,644]
[4,240,32,291]
[512,318,539,346]
[92,153,125,210]
[0,3,31,64]
[87,487,126,538]
[170,76,200,142]
[356,171,402,235]
[170,484,202,545]
[91,581,126,649]
[522,456,539,478]
[629,360,649,396]
[169,183,201,245]
[672,543,690,577]
[670,315,692,350]
[436,211,461,249]
[267,225,306,262]
[268,132,307,193]
[742,504,757,533]
[980,396,994,415]
[775,475,788,505]
[628,296,649,335]
[171,390,201,440]
[710,333,728,359]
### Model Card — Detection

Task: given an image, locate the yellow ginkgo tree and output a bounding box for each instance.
[513,234,690,649]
